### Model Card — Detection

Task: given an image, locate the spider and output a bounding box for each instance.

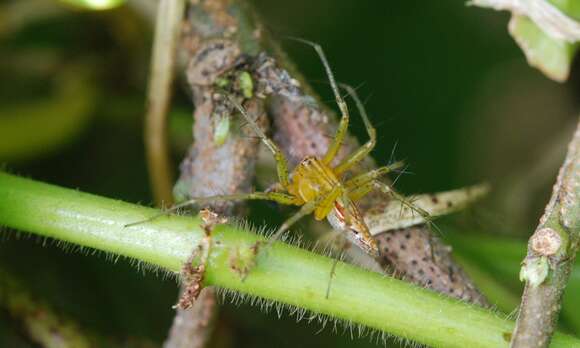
[130,40,430,258]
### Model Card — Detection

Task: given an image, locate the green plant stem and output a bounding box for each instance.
[0,172,578,348]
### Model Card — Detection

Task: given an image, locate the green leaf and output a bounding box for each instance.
[549,0,580,20]
[509,15,579,82]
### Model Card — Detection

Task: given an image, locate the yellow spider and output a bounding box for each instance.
[136,40,429,257]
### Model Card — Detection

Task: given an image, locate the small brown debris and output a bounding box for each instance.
[200,208,228,234]
[175,254,206,310]
[175,209,226,309]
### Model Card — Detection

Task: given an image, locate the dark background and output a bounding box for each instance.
[1,0,578,347]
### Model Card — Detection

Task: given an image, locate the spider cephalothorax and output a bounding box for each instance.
[286,156,381,256]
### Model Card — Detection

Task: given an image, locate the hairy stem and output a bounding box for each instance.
[0,173,578,348]
[511,118,580,347]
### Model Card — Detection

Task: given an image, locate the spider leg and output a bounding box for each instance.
[314,185,342,220]
[290,38,350,166]
[263,184,342,249]
[343,164,431,223]
[333,83,377,175]
[324,232,349,299]
[344,161,405,194]
[125,192,299,227]
[372,181,432,224]
[263,199,318,248]
[326,257,339,299]
[347,183,374,202]
[231,191,334,281]
[226,95,291,189]
[340,190,353,225]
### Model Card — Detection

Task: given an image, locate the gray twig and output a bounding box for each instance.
[164,0,266,347]
[511,118,580,348]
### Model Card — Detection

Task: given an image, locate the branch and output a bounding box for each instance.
[511,118,580,347]
[144,0,185,206]
[146,1,218,343]
[375,225,488,306]
[1,172,579,347]
[164,288,218,348]
[167,0,270,345]
[365,185,489,233]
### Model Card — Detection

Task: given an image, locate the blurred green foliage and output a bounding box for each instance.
[0,0,579,347]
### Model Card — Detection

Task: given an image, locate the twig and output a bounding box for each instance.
[166,1,268,346]
[364,184,489,233]
[164,288,218,348]
[165,212,223,348]
[377,226,488,306]
[144,0,185,206]
[511,118,580,348]
[146,1,216,345]
[1,172,579,348]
